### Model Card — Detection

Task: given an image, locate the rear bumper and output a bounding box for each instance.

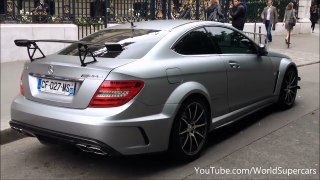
[11,95,178,155]
[10,120,121,156]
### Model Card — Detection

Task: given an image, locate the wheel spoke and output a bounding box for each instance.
[285,72,293,86]
[288,91,295,103]
[286,93,291,104]
[192,135,199,149]
[194,130,205,139]
[181,117,190,126]
[289,76,296,86]
[289,90,296,97]
[192,104,198,122]
[285,91,290,101]
[194,122,206,129]
[188,107,192,121]
[193,110,204,124]
[182,134,189,149]
[179,129,188,136]
[286,91,293,104]
[189,134,193,153]
[289,72,294,82]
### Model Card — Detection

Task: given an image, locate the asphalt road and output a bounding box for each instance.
[1,63,319,179]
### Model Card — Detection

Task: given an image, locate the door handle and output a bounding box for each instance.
[229,61,240,68]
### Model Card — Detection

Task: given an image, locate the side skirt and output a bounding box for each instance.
[210,97,275,131]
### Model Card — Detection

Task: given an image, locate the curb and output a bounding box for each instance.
[1,62,319,145]
[297,61,320,67]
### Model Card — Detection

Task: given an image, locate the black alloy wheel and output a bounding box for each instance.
[278,67,299,109]
[169,97,210,161]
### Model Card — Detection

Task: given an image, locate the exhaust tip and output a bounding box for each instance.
[76,144,108,156]
[88,146,108,156]
[11,126,23,133]
[76,144,92,153]
[10,126,34,137]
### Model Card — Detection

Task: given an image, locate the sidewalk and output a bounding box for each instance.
[1,25,319,144]
[268,24,319,66]
[188,109,319,179]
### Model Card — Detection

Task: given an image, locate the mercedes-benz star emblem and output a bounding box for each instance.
[48,65,54,75]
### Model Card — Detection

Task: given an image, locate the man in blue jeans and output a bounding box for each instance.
[261,0,278,42]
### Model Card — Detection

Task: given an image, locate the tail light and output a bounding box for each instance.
[20,73,25,96]
[89,80,144,108]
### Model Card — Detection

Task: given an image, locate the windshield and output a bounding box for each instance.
[59,29,168,59]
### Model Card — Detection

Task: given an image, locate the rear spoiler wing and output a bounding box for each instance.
[14,39,123,67]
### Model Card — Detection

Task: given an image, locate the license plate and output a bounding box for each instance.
[37,78,75,96]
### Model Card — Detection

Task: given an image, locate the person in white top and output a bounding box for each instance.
[261,0,278,42]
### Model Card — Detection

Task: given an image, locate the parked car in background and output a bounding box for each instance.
[10,20,300,161]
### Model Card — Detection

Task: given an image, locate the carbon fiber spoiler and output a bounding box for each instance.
[14,39,123,67]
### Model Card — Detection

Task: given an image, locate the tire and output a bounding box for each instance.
[169,97,210,161]
[277,67,298,109]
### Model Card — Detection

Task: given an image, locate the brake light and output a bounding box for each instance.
[20,73,25,96]
[89,80,144,108]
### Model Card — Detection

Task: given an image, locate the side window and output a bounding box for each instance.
[205,27,257,54]
[173,28,219,55]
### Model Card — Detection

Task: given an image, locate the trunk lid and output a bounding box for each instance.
[22,55,136,109]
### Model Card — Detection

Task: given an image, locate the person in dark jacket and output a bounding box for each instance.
[310,4,319,33]
[206,0,224,22]
[229,0,246,30]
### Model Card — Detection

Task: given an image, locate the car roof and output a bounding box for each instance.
[107,20,223,31]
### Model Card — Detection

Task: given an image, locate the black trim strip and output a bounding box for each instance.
[138,127,150,145]
[273,71,280,93]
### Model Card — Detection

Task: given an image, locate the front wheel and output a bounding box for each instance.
[169,97,210,161]
[277,67,299,109]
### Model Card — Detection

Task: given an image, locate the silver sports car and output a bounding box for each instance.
[10,20,300,161]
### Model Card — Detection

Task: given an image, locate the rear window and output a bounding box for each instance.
[59,29,168,59]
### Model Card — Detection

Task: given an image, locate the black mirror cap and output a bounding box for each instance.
[258,44,268,56]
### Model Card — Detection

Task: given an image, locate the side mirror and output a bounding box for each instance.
[257,44,268,56]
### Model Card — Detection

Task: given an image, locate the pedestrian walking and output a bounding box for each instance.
[229,0,246,30]
[310,4,319,33]
[261,0,278,42]
[206,0,224,22]
[283,2,297,44]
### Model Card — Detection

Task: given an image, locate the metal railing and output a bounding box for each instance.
[243,28,268,46]
[1,0,299,39]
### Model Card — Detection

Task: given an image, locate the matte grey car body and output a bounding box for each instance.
[10,20,300,160]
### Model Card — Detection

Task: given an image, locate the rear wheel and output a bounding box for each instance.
[169,97,210,161]
[277,67,298,109]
